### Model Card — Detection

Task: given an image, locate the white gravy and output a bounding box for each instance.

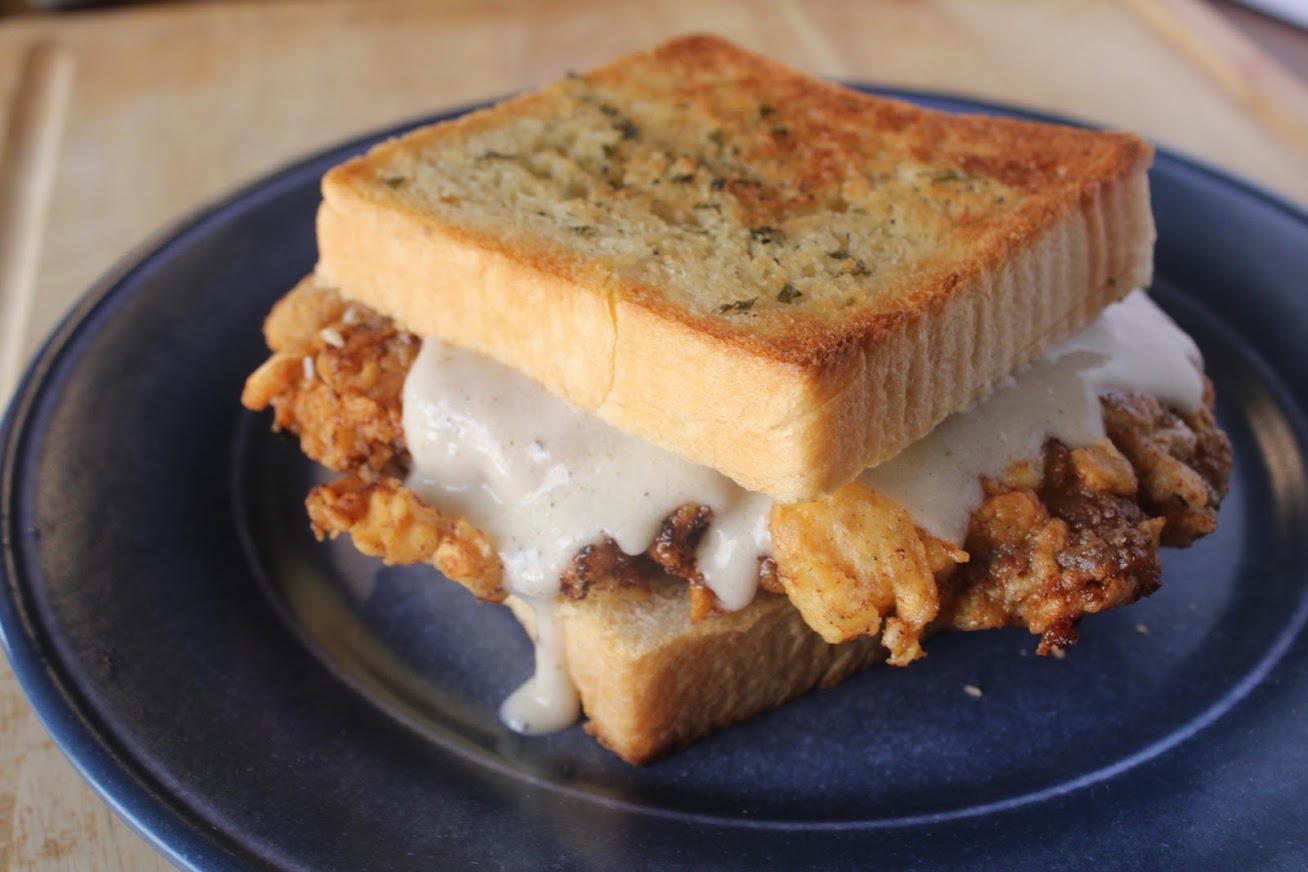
[496,597,580,734]
[402,337,771,733]
[862,291,1202,543]
[401,289,1202,734]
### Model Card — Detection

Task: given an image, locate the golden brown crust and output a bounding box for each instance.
[306,476,506,602]
[942,440,1166,653]
[241,277,417,478]
[769,481,951,665]
[1101,384,1231,545]
[316,34,1155,500]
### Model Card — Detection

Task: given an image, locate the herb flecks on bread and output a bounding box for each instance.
[316,35,1156,501]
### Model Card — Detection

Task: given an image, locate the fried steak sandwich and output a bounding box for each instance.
[242,36,1231,764]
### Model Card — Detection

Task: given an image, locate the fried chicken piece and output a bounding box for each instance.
[940,393,1229,652]
[648,504,713,580]
[770,482,963,665]
[307,476,506,602]
[566,503,794,623]
[770,387,1230,659]
[1102,385,1231,545]
[262,275,353,351]
[769,441,1159,662]
[560,537,649,599]
[242,277,417,478]
[942,440,1165,653]
[646,503,721,622]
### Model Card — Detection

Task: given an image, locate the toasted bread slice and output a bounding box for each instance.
[317,34,1153,502]
[507,581,889,764]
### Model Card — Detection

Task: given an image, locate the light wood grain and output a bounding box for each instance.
[0,1,1306,869]
[0,41,72,397]
[1131,0,1308,154]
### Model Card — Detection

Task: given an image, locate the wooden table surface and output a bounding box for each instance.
[1,0,1307,868]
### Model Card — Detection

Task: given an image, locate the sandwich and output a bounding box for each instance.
[241,35,1231,764]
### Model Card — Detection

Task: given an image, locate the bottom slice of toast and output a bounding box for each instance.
[507,580,888,764]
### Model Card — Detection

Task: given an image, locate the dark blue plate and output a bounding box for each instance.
[3,91,1308,870]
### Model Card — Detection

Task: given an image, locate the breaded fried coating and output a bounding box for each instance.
[1102,385,1231,546]
[307,476,506,602]
[770,483,962,665]
[770,438,1173,660]
[943,440,1166,653]
[560,503,717,602]
[242,277,417,478]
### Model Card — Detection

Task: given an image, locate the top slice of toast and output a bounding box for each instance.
[316,34,1155,502]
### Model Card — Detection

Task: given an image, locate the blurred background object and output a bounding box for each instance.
[1221,0,1308,80]
[1,0,1304,85]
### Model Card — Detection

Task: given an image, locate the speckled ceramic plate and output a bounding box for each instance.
[3,92,1307,870]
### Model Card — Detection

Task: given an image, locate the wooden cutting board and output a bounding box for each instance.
[1,0,1306,868]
